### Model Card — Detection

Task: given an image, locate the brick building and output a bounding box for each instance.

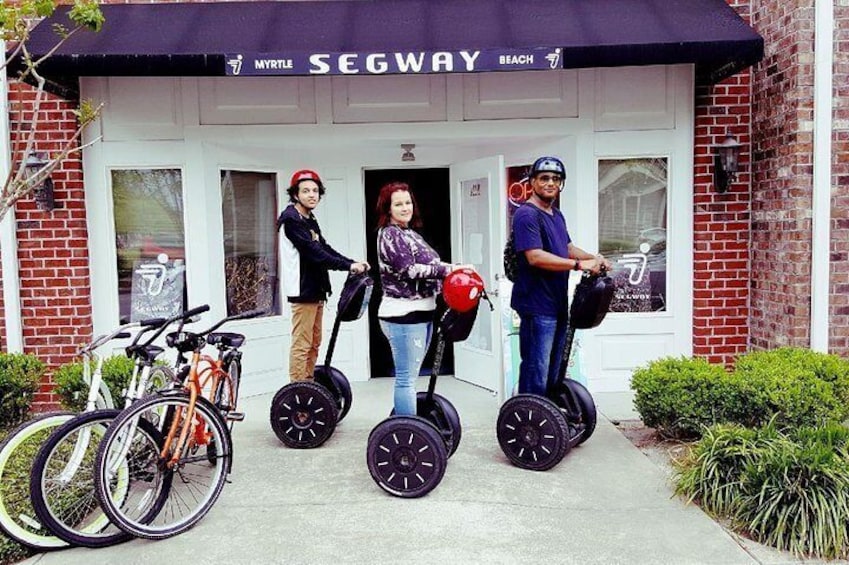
[0,0,844,408]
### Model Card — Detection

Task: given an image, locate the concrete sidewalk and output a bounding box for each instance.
[21,378,806,565]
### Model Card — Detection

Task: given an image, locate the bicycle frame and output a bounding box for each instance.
[157,310,260,469]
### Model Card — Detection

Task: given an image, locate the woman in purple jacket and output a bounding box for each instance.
[375,182,454,416]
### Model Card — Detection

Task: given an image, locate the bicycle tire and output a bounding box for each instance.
[147,366,175,394]
[214,359,240,415]
[30,409,164,548]
[94,394,231,540]
[208,359,241,464]
[0,412,74,549]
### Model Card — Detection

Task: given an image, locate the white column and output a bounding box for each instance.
[811,0,833,352]
[0,41,23,352]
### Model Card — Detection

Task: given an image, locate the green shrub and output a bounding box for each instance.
[630,356,738,439]
[0,353,45,429]
[674,422,780,516]
[53,355,137,411]
[631,348,849,439]
[733,347,849,430]
[675,422,849,559]
[0,534,32,564]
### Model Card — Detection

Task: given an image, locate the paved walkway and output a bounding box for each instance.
[20,378,821,565]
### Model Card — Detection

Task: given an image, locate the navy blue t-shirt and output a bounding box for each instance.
[509,203,572,317]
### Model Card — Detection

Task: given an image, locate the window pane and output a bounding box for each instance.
[598,158,668,313]
[221,170,280,317]
[112,169,186,323]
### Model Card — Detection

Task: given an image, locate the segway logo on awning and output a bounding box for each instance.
[224,48,562,76]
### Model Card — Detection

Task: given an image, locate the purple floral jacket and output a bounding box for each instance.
[377,225,450,315]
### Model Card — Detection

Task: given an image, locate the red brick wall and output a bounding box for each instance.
[6,82,92,409]
[748,0,816,351]
[691,0,754,365]
[0,249,5,349]
[834,3,849,356]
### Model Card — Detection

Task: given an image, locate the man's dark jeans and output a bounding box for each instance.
[517,312,569,396]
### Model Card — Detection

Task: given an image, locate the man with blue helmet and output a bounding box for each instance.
[510,156,612,395]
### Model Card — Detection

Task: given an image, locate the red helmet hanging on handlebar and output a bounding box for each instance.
[442,268,485,313]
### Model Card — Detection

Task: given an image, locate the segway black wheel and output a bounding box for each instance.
[549,379,597,445]
[269,382,339,448]
[391,392,462,457]
[496,394,570,471]
[366,416,447,498]
[418,393,462,458]
[314,365,353,422]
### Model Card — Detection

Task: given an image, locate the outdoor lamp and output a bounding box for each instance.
[713,134,742,194]
[24,152,55,211]
[401,143,416,162]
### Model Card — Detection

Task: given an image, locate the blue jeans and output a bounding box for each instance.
[380,320,433,416]
[518,313,569,396]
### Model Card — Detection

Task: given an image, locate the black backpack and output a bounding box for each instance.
[503,231,519,282]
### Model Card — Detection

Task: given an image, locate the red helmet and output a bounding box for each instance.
[289,169,322,188]
[443,268,485,313]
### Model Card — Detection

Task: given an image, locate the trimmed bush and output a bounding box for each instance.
[630,356,738,439]
[631,348,849,439]
[733,347,849,430]
[675,422,849,559]
[53,355,137,411]
[0,353,45,430]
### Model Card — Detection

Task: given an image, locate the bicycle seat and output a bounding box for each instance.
[166,331,205,353]
[207,332,245,349]
[125,344,165,364]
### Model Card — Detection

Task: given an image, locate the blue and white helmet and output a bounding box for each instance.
[530,156,566,179]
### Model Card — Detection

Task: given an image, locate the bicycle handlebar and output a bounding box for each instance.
[141,304,211,347]
[81,322,144,355]
[197,308,267,336]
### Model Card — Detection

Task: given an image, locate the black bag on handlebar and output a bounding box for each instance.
[337,272,374,322]
[569,273,614,330]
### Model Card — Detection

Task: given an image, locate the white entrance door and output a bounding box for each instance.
[449,156,506,394]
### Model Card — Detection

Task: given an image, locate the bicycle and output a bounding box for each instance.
[93,307,263,540]
[27,306,205,548]
[0,317,174,550]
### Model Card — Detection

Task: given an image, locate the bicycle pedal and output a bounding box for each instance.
[226,411,245,422]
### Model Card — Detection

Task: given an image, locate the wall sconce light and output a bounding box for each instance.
[713,134,742,194]
[401,144,416,162]
[24,152,55,211]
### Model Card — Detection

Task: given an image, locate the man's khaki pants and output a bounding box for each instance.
[289,302,324,382]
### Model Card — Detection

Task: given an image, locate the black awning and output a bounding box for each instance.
[16,0,763,97]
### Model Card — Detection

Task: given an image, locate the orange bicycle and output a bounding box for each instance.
[93,306,263,540]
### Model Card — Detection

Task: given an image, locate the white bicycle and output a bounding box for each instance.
[0,316,178,550]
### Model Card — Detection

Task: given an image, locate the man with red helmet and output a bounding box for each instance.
[278,169,369,382]
[511,156,612,395]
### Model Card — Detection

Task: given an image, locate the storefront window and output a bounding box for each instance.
[221,170,279,316]
[598,158,668,313]
[112,169,186,323]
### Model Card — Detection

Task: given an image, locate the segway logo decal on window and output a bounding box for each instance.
[224,48,563,76]
[135,263,167,296]
[617,245,651,285]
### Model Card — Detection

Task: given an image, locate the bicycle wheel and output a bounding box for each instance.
[147,366,175,394]
[0,412,74,549]
[30,409,153,548]
[208,359,240,463]
[94,394,231,540]
[214,359,240,414]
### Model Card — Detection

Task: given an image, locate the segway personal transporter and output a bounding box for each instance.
[366,268,488,498]
[496,268,614,471]
[270,271,373,448]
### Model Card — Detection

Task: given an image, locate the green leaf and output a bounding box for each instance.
[68,0,104,32]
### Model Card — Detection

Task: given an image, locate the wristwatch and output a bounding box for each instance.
[573,260,581,272]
